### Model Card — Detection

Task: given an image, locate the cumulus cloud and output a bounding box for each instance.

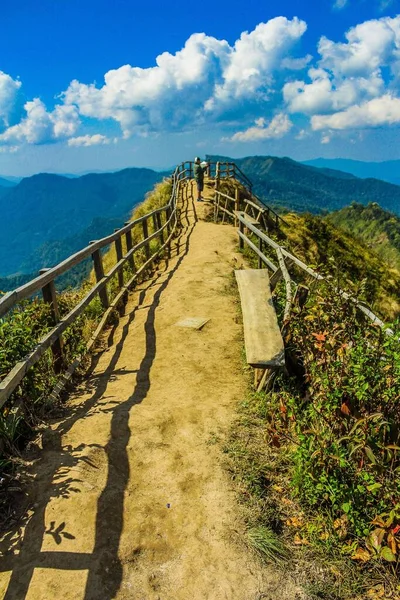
[68,134,111,146]
[63,18,308,137]
[205,18,308,114]
[229,113,292,142]
[284,68,383,115]
[284,15,400,132]
[0,71,22,129]
[3,14,400,148]
[63,33,231,138]
[317,18,400,78]
[311,94,400,129]
[0,99,79,145]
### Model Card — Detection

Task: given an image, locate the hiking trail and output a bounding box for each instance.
[0,181,302,600]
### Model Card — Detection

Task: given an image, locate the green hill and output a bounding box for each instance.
[207,154,400,215]
[0,167,167,278]
[327,202,400,272]
[275,211,400,320]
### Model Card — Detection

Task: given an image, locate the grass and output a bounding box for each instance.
[223,389,371,599]
[247,525,289,563]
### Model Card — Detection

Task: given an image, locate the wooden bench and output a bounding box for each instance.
[235,269,285,385]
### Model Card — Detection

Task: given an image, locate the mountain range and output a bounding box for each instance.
[0,176,18,187]
[2,154,400,291]
[0,168,167,283]
[207,154,400,215]
[303,158,400,187]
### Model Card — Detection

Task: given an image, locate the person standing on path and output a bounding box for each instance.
[193,156,208,202]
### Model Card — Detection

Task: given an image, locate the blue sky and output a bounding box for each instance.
[1,0,400,175]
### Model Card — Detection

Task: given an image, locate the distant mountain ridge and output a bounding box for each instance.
[207,154,400,215]
[0,167,167,280]
[303,158,400,187]
[0,176,18,188]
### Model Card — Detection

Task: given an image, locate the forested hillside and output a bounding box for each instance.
[207,154,400,215]
[327,203,400,272]
[275,211,400,320]
[0,167,166,283]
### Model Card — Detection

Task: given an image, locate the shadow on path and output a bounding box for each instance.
[1,184,196,600]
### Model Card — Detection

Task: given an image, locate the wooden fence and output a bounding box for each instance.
[2,157,389,413]
[0,164,193,410]
[233,210,391,334]
[0,158,259,412]
[212,161,287,231]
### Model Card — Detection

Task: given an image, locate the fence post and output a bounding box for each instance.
[239,219,244,250]
[90,243,109,309]
[142,218,151,260]
[39,269,64,373]
[258,238,263,269]
[234,187,240,227]
[165,207,172,258]
[114,230,124,289]
[214,162,221,223]
[165,207,171,238]
[157,213,164,244]
[124,223,135,272]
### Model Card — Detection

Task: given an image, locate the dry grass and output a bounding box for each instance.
[89,179,172,282]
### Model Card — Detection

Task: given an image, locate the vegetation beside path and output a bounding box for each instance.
[225,247,400,599]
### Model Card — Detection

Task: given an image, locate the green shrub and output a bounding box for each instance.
[272,279,400,566]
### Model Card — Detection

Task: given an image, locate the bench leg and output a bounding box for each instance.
[256,367,282,393]
[254,368,263,389]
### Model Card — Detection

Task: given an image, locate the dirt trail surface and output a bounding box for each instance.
[0,182,300,599]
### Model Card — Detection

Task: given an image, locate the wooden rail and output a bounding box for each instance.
[2,156,391,411]
[235,211,391,334]
[0,165,189,409]
[209,162,287,231]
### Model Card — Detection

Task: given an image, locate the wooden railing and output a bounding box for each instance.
[234,211,391,334]
[210,161,287,230]
[0,163,191,409]
[2,156,388,412]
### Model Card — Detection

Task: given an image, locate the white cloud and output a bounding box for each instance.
[295,129,308,140]
[284,68,383,115]
[63,32,231,138]
[230,113,292,142]
[311,94,400,129]
[63,18,308,136]
[3,14,400,148]
[0,71,21,129]
[68,134,111,146]
[284,15,400,133]
[206,17,308,114]
[0,145,18,153]
[318,18,400,79]
[0,99,80,145]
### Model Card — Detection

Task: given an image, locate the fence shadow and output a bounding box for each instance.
[0,182,195,600]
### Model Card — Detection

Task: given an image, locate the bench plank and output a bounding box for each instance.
[235,269,285,368]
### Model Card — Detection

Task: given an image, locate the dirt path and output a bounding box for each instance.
[0,182,298,599]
